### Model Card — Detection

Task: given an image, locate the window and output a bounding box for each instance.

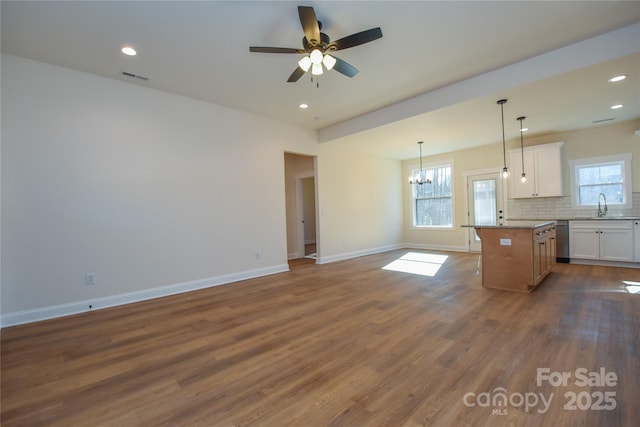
[570,154,632,209]
[412,163,453,228]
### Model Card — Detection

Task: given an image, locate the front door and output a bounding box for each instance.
[467,172,504,252]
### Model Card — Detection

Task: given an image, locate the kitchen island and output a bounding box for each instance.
[472,221,557,292]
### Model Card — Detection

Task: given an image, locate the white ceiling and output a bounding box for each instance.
[2,1,639,159]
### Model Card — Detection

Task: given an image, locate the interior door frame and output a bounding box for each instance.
[295,171,316,259]
[463,167,508,252]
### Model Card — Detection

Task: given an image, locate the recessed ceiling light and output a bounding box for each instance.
[611,104,623,110]
[299,103,309,109]
[608,75,626,82]
[520,127,529,132]
[121,46,137,56]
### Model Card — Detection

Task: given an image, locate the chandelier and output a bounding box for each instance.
[408,141,432,185]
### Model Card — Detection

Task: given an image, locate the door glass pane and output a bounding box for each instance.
[473,179,497,226]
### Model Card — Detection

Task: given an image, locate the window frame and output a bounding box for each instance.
[409,160,454,230]
[569,153,632,209]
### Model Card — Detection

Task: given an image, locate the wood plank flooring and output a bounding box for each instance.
[1,250,639,426]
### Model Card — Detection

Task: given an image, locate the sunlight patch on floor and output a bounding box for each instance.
[382,252,448,277]
[622,281,640,294]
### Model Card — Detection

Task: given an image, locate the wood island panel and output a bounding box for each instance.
[475,222,556,292]
[477,227,534,292]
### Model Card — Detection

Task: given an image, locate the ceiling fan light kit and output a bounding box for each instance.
[249,6,382,83]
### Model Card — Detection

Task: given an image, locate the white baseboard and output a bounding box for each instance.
[316,244,403,264]
[570,259,640,269]
[1,264,289,328]
[403,243,468,253]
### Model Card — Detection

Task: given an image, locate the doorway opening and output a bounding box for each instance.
[300,176,317,259]
[284,152,318,265]
[465,170,506,252]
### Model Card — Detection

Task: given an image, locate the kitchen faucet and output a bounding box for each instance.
[597,193,608,218]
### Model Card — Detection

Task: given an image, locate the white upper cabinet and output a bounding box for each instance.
[509,142,564,199]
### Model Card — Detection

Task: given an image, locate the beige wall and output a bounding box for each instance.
[403,144,504,250]
[403,118,640,250]
[1,54,405,324]
[2,52,636,324]
[302,178,316,243]
[1,54,322,319]
[317,144,403,262]
[523,119,640,194]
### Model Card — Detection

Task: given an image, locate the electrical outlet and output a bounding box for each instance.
[85,273,96,285]
[255,251,261,260]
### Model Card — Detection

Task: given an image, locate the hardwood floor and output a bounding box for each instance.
[2,250,639,426]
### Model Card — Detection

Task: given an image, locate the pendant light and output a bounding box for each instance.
[497,99,509,178]
[517,116,527,183]
[408,141,432,185]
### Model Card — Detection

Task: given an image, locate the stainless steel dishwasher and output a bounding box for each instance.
[555,220,570,263]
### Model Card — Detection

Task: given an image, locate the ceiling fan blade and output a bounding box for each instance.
[298,6,320,47]
[287,66,306,83]
[329,27,383,51]
[332,57,358,78]
[250,47,305,54]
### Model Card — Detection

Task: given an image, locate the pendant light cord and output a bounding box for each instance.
[497,99,508,178]
[519,117,525,174]
[419,141,423,181]
[501,102,507,169]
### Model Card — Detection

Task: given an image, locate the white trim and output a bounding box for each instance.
[570,259,640,269]
[316,244,403,264]
[315,242,468,265]
[569,153,632,209]
[295,171,314,259]
[463,168,507,252]
[1,264,289,327]
[404,243,468,253]
[408,159,455,229]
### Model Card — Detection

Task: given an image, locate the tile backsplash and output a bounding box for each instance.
[507,193,640,220]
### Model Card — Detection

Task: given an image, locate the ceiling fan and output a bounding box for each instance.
[250,6,383,82]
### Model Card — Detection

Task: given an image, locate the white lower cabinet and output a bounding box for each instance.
[569,220,634,262]
[570,228,600,259]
